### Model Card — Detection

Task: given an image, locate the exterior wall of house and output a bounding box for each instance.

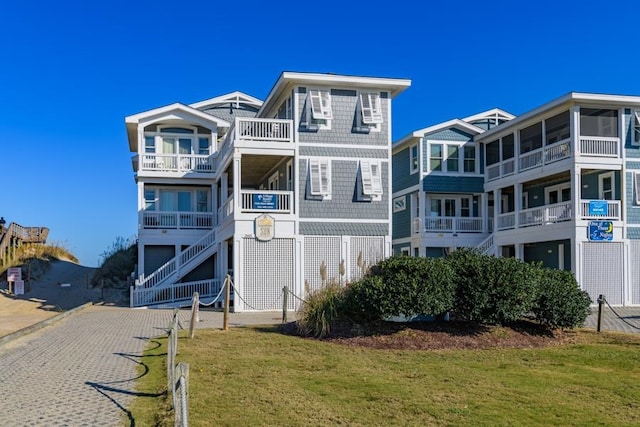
[523,239,571,270]
[392,146,419,192]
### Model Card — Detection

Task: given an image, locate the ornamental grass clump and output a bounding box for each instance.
[297,281,346,338]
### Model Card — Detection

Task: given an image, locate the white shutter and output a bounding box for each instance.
[635,111,640,144]
[309,90,332,120]
[360,93,383,124]
[636,172,640,205]
[309,159,331,197]
[361,160,373,195]
[370,162,383,194]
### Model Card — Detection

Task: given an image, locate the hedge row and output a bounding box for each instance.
[298,249,592,336]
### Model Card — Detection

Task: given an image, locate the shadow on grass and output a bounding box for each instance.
[85,338,167,427]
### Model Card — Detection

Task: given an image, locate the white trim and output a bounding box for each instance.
[633,111,640,146]
[360,92,383,124]
[544,182,571,205]
[635,172,640,205]
[599,171,615,200]
[410,143,419,174]
[393,196,407,213]
[308,90,333,120]
[298,142,388,150]
[189,91,263,110]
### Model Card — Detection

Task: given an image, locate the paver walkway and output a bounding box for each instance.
[0,305,285,426]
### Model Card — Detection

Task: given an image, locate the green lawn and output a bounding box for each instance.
[129,326,640,426]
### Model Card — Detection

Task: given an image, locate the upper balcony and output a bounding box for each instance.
[217,118,294,165]
[485,107,623,183]
[135,153,216,176]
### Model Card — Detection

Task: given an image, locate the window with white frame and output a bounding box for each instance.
[144,188,210,212]
[359,92,383,124]
[410,144,419,174]
[309,90,332,120]
[428,142,478,174]
[359,160,383,201]
[599,172,615,201]
[393,196,406,213]
[634,111,640,145]
[144,126,211,156]
[308,159,331,199]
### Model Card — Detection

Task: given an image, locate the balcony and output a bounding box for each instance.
[142,211,215,230]
[138,153,215,174]
[579,136,619,157]
[217,118,294,165]
[413,217,484,234]
[579,199,620,220]
[518,202,572,227]
[218,190,294,225]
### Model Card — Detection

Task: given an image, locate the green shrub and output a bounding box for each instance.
[341,256,454,322]
[91,237,137,288]
[533,269,592,329]
[297,282,346,338]
[448,249,539,325]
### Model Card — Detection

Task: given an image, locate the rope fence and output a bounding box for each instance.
[597,294,640,332]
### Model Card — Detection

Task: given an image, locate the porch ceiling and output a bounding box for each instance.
[241,155,283,187]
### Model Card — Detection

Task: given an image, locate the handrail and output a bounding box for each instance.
[0,222,49,264]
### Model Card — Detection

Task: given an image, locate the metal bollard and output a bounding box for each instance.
[597,294,605,333]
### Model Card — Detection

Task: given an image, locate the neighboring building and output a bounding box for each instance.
[391,109,514,257]
[393,92,640,306]
[125,72,411,310]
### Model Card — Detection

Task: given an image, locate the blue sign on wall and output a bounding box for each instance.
[588,221,613,241]
[253,193,277,210]
[588,200,608,216]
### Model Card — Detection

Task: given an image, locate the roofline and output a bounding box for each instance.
[394,119,485,148]
[189,91,263,110]
[476,92,640,141]
[259,71,411,116]
[462,108,515,123]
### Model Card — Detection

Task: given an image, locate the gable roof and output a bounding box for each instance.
[125,103,230,152]
[393,119,485,152]
[189,91,263,110]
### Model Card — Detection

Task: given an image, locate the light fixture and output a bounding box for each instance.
[0,217,5,232]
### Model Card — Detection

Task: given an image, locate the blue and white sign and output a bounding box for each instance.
[588,200,608,216]
[588,221,613,241]
[253,194,277,210]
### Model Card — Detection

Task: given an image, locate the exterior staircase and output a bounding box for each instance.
[475,233,496,256]
[131,229,219,307]
[0,221,49,267]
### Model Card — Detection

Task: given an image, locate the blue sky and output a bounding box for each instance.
[1,0,639,266]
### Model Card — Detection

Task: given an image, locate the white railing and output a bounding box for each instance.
[579,137,619,157]
[218,197,234,224]
[139,153,215,173]
[544,139,571,163]
[502,159,515,176]
[236,118,293,142]
[241,190,293,213]
[421,217,484,233]
[137,229,217,289]
[143,212,215,229]
[131,279,222,307]
[497,212,516,230]
[519,148,543,171]
[487,164,500,181]
[476,233,495,255]
[580,199,621,220]
[518,201,572,227]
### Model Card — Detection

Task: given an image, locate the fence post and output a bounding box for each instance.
[282,286,288,323]
[189,292,198,339]
[223,275,230,331]
[597,294,605,333]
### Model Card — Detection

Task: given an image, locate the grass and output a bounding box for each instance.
[129,327,640,426]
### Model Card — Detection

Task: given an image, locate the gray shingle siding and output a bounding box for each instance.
[628,227,640,239]
[299,146,388,158]
[626,172,640,225]
[300,222,388,236]
[298,159,389,220]
[423,128,474,142]
[201,103,259,122]
[423,176,484,193]
[296,87,389,146]
[392,146,419,192]
[392,194,412,239]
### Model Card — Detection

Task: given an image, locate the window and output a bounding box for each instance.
[545,183,571,205]
[545,110,570,144]
[486,140,500,165]
[464,146,476,173]
[308,159,331,199]
[198,137,209,155]
[359,92,383,124]
[599,172,614,201]
[580,108,618,137]
[635,172,640,204]
[309,90,332,120]
[446,146,459,172]
[410,144,419,174]
[634,111,640,145]
[502,134,514,159]
[460,198,471,217]
[520,122,543,153]
[196,191,209,212]
[430,144,443,171]
[286,160,293,191]
[268,172,279,190]
[393,196,406,213]
[144,190,156,210]
[145,136,155,153]
[359,160,383,201]
[145,188,210,212]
